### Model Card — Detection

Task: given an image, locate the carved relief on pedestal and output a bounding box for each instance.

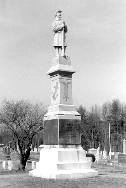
[62,81,70,102]
[51,75,73,106]
[60,77,72,105]
[51,76,60,105]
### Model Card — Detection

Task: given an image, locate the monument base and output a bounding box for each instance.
[29,145,98,179]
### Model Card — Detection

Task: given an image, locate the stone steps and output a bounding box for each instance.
[57,161,91,170]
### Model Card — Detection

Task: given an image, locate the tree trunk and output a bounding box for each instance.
[20,154,27,171]
[19,147,31,171]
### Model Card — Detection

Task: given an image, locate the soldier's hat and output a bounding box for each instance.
[55,10,62,17]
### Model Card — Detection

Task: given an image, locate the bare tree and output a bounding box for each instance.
[77,105,90,151]
[102,99,126,152]
[78,105,105,151]
[0,100,46,170]
[102,102,112,121]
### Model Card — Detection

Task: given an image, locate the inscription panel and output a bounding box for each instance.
[59,119,81,145]
[44,119,58,145]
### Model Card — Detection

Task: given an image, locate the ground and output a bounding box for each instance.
[0,151,126,187]
[1,161,126,188]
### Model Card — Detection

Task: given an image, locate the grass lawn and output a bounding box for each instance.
[0,162,126,188]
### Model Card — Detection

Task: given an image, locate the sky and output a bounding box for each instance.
[0,0,126,109]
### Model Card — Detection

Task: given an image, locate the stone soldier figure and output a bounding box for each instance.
[52,10,67,57]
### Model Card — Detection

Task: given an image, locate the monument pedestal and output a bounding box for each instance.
[29,55,98,178]
[29,145,98,179]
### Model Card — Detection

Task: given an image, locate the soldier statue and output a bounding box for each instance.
[52,10,67,57]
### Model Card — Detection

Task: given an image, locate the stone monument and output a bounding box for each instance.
[29,10,98,179]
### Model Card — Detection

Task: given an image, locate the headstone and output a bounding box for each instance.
[10,150,20,160]
[2,161,8,170]
[0,148,7,161]
[8,160,13,170]
[115,152,119,160]
[118,154,126,164]
[123,139,126,154]
[103,150,107,159]
[9,150,20,170]
[111,152,115,159]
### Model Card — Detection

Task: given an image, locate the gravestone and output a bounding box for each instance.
[123,139,126,154]
[118,154,126,164]
[2,161,8,170]
[7,150,20,170]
